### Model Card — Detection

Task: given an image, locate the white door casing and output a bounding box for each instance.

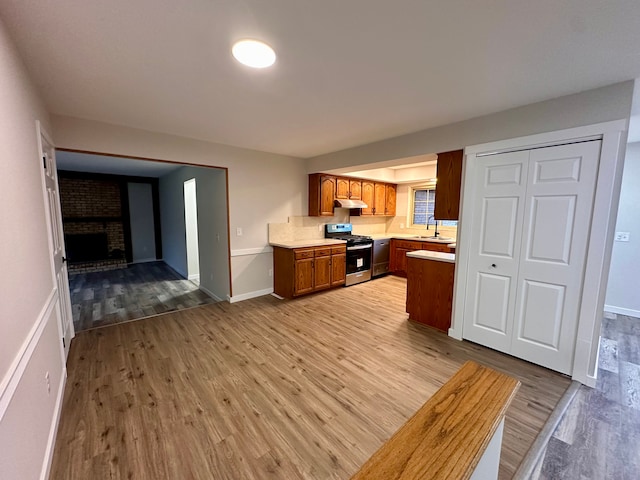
[38,124,74,359]
[462,141,601,375]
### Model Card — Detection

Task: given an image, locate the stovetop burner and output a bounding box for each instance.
[325,224,373,246]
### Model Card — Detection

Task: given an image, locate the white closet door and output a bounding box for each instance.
[511,141,601,374]
[462,151,529,353]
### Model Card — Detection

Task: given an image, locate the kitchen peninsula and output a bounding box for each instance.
[406,250,456,332]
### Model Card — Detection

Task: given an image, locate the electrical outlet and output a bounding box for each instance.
[268,268,273,277]
[615,232,630,242]
[216,234,220,242]
[236,227,243,236]
[45,371,51,395]
[318,224,323,232]
[400,223,405,229]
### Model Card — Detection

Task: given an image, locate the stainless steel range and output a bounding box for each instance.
[325,223,373,286]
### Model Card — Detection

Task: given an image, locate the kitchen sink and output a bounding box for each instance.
[413,236,454,242]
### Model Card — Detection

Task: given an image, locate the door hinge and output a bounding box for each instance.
[62,337,65,348]
[43,156,47,170]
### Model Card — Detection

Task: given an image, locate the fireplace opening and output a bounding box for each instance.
[65,233,109,262]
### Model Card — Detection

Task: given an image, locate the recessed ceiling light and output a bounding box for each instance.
[232,39,276,68]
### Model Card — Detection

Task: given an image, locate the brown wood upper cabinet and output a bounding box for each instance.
[349,179,362,200]
[361,181,374,215]
[385,184,396,215]
[434,149,463,220]
[308,174,336,216]
[335,177,350,199]
[336,177,362,200]
[309,173,396,216]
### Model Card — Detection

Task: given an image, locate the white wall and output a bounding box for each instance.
[308,81,634,172]
[159,166,230,300]
[183,178,200,280]
[128,182,157,263]
[605,142,640,317]
[51,115,307,300]
[0,16,65,480]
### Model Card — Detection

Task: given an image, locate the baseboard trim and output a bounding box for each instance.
[40,367,67,480]
[0,289,57,421]
[131,258,158,264]
[228,288,274,303]
[199,285,223,302]
[604,304,640,318]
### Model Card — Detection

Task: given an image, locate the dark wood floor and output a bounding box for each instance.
[50,276,571,480]
[532,313,640,479]
[69,261,215,332]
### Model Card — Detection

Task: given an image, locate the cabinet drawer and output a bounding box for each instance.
[394,240,421,250]
[314,247,332,257]
[294,249,315,260]
[331,245,346,254]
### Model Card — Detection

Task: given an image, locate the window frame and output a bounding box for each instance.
[408,183,437,228]
[408,184,458,228]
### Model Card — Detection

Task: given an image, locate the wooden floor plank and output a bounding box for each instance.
[69,261,216,332]
[51,275,571,479]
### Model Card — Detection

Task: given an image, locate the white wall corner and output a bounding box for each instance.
[229,288,274,303]
[198,285,223,302]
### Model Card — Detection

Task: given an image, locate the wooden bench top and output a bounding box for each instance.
[350,361,520,480]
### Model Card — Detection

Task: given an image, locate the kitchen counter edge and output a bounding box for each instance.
[406,250,456,263]
[269,239,347,249]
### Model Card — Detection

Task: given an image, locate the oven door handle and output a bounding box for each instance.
[347,244,373,251]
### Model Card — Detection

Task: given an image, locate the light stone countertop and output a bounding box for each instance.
[406,250,456,263]
[269,239,347,249]
[368,233,456,246]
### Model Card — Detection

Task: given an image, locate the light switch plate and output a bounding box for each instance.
[615,232,630,242]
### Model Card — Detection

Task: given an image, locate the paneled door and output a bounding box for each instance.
[463,150,530,353]
[511,141,600,373]
[40,128,74,359]
[463,141,601,374]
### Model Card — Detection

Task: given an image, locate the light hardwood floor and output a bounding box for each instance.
[50,276,571,479]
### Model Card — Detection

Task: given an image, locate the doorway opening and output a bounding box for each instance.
[184,178,201,285]
[54,150,231,332]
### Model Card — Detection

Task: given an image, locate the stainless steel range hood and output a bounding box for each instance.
[334,199,368,209]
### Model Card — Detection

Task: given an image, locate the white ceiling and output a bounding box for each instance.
[2,1,640,158]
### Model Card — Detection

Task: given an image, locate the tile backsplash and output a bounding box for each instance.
[269,212,457,243]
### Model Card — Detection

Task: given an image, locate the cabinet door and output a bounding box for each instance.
[385,184,396,215]
[374,183,386,215]
[314,255,332,290]
[349,180,362,200]
[336,177,350,199]
[319,175,336,216]
[294,257,315,296]
[434,150,463,220]
[331,253,346,286]
[361,181,375,215]
[396,248,411,274]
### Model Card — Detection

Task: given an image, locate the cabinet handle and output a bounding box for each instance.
[491,263,497,268]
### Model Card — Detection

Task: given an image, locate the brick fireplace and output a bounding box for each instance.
[59,173,128,273]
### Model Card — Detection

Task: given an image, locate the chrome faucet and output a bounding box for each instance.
[426,215,440,237]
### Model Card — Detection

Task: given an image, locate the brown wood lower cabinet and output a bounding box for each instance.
[273,245,347,298]
[406,256,455,332]
[389,239,453,276]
